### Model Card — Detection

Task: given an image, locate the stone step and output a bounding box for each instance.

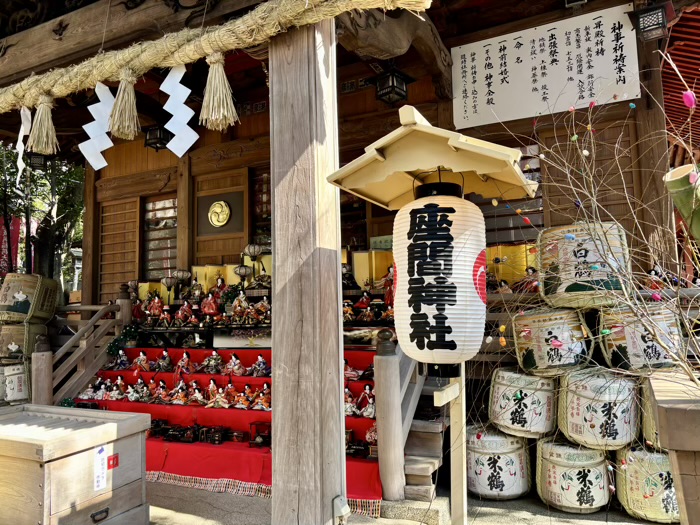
[404,455,441,476]
[404,483,436,502]
[405,430,443,459]
[410,417,449,433]
[405,473,433,486]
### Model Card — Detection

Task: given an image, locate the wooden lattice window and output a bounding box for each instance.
[143,195,177,280]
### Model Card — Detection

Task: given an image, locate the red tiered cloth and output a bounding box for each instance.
[93,347,381,516]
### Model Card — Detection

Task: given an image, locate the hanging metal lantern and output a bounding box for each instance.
[243,243,264,261]
[27,153,49,171]
[143,125,174,151]
[369,67,415,105]
[630,3,672,42]
[393,182,486,364]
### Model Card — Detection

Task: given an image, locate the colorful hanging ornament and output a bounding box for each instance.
[589,101,597,108]
[523,217,532,226]
[574,200,581,208]
[582,149,590,157]
[629,102,636,109]
[485,336,493,344]
[499,336,507,347]
[109,68,140,140]
[568,106,575,112]
[160,65,199,157]
[690,171,699,185]
[651,293,662,302]
[571,134,578,142]
[529,247,538,254]
[78,83,115,171]
[499,325,506,333]
[200,52,240,132]
[26,94,59,155]
[564,233,576,241]
[491,198,499,206]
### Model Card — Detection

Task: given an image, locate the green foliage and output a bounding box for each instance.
[107,323,141,356]
[59,398,76,408]
[220,284,241,305]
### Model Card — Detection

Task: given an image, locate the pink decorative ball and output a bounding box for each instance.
[683,90,697,109]
[690,171,699,184]
[651,292,662,302]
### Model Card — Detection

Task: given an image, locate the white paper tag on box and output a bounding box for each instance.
[94,446,107,491]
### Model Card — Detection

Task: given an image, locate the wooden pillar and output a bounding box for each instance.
[116,284,132,335]
[31,335,53,405]
[269,20,345,525]
[450,363,467,525]
[81,165,99,310]
[634,31,673,269]
[176,155,192,271]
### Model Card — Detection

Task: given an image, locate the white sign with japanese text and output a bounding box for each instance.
[450,4,640,129]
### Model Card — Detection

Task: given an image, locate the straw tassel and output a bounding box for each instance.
[109,68,140,140]
[199,52,239,132]
[26,95,59,155]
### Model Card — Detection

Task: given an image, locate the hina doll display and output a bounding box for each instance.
[174,300,193,326]
[355,384,375,411]
[153,349,174,372]
[131,350,150,374]
[232,291,249,311]
[201,293,220,316]
[224,353,246,376]
[148,379,158,398]
[206,388,230,408]
[153,380,171,404]
[247,354,270,377]
[171,386,188,405]
[344,359,360,381]
[354,292,371,309]
[381,306,394,321]
[158,306,172,328]
[251,392,272,411]
[189,388,206,405]
[254,297,271,324]
[207,378,219,400]
[198,350,223,374]
[512,266,540,293]
[356,308,375,323]
[175,351,192,375]
[94,384,108,400]
[359,397,376,419]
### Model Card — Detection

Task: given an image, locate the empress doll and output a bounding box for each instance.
[355,383,375,411]
[224,353,246,376]
[175,351,192,375]
[131,351,150,375]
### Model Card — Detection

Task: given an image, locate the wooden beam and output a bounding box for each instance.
[176,155,192,271]
[432,382,459,407]
[337,10,452,99]
[0,0,261,87]
[95,166,177,202]
[269,21,345,525]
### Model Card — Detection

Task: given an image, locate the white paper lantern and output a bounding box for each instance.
[393,186,486,363]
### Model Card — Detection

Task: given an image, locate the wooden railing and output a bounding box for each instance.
[32,293,132,405]
[373,329,427,501]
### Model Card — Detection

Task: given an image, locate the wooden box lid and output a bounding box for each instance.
[0,405,150,462]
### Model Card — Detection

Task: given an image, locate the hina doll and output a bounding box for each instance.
[224,381,238,403]
[243,305,261,326]
[512,266,540,294]
[243,384,256,401]
[251,392,271,411]
[135,377,148,395]
[379,265,395,308]
[201,293,220,316]
[198,350,223,374]
[169,379,187,397]
[188,380,200,397]
[342,301,355,323]
[105,349,130,371]
[355,384,375,411]
[344,359,360,381]
[175,351,192,375]
[108,386,125,400]
[78,384,95,400]
[232,291,249,311]
[248,354,270,377]
[359,397,376,419]
[381,306,394,321]
[147,378,158,398]
[147,295,164,317]
[356,308,375,323]
[131,350,150,374]
[190,276,203,302]
[210,277,226,300]
[126,386,142,402]
[223,353,246,376]
[132,299,147,323]
[158,306,172,328]
[354,291,371,310]
[114,375,127,395]
[94,384,108,400]
[188,388,206,405]
[174,300,193,326]
[254,296,271,324]
[261,382,271,398]
[206,388,230,408]
[344,388,356,416]
[171,387,189,405]
[154,380,171,404]
[233,390,251,409]
[153,350,174,372]
[207,378,219,400]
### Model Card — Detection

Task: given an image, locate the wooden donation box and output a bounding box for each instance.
[0,405,150,525]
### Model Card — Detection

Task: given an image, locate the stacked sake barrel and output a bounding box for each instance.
[477,222,680,521]
[0,274,58,404]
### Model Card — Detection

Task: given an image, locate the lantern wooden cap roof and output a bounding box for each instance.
[327,106,538,210]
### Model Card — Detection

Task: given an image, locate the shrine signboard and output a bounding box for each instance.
[450,3,640,130]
